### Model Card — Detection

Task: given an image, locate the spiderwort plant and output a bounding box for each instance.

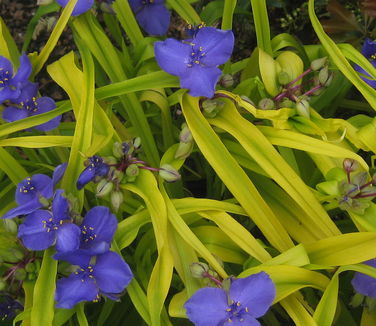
[352,259,376,299]
[2,81,61,131]
[129,0,170,36]
[354,38,376,88]
[154,26,235,98]
[184,272,276,326]
[55,0,94,16]
[55,251,133,308]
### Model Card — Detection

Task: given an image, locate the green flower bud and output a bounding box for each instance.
[159,164,181,182]
[350,292,364,308]
[12,249,25,261]
[220,74,234,88]
[179,125,193,143]
[27,273,37,281]
[278,71,291,85]
[103,156,117,165]
[96,179,113,198]
[258,98,275,110]
[112,170,124,181]
[310,57,328,71]
[133,137,142,149]
[202,99,224,118]
[318,66,333,87]
[37,0,53,5]
[0,279,6,291]
[25,262,36,273]
[14,268,27,281]
[279,98,294,108]
[113,142,124,159]
[296,99,310,118]
[190,262,209,278]
[343,158,359,173]
[126,164,139,178]
[175,141,194,160]
[111,191,124,212]
[2,219,18,234]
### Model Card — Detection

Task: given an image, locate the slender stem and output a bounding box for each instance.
[202,272,223,287]
[139,166,160,172]
[286,68,312,88]
[302,84,322,97]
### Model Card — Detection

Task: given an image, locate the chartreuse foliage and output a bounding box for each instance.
[0,0,376,325]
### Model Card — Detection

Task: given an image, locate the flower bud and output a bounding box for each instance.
[318,66,333,86]
[126,164,139,178]
[112,170,124,182]
[159,164,181,182]
[219,74,234,88]
[258,98,275,110]
[14,269,27,281]
[278,71,291,85]
[133,137,142,149]
[343,158,359,173]
[179,124,193,143]
[0,279,6,291]
[37,0,53,5]
[350,293,364,308]
[279,98,294,108]
[201,99,224,118]
[310,57,328,71]
[25,262,36,273]
[111,191,124,212]
[113,142,124,158]
[103,156,117,165]
[2,219,17,234]
[175,141,194,160]
[296,99,310,118]
[12,249,25,261]
[96,179,113,198]
[190,262,209,278]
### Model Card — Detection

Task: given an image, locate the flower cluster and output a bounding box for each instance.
[354,38,376,89]
[155,26,234,98]
[1,165,133,308]
[0,54,61,131]
[184,271,276,326]
[77,139,180,210]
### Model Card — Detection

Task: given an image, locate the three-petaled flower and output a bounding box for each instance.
[354,38,376,89]
[55,251,133,308]
[0,54,31,104]
[2,163,66,219]
[129,0,170,36]
[2,81,61,131]
[56,0,94,16]
[351,259,376,298]
[77,156,110,190]
[154,27,234,98]
[18,190,80,252]
[184,272,276,326]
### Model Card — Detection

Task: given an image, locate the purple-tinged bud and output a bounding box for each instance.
[279,98,294,108]
[219,74,234,88]
[190,262,209,278]
[113,142,124,158]
[278,71,291,85]
[179,123,193,143]
[310,57,328,71]
[14,268,27,281]
[111,190,124,212]
[175,141,194,160]
[25,262,36,273]
[296,99,310,118]
[96,179,113,197]
[159,164,181,182]
[202,99,224,118]
[103,156,117,165]
[258,98,275,110]
[126,164,139,178]
[343,158,359,173]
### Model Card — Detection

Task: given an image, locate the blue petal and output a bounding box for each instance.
[15,174,53,205]
[229,272,275,319]
[32,97,61,131]
[52,163,67,186]
[0,56,13,75]
[18,210,56,250]
[12,54,32,85]
[55,273,98,309]
[54,250,92,267]
[56,0,94,16]
[194,27,234,67]
[361,39,376,60]
[223,315,260,326]
[180,65,222,98]
[93,252,133,294]
[76,166,96,190]
[184,287,228,326]
[55,223,81,253]
[81,206,117,247]
[1,199,42,219]
[52,190,70,222]
[352,259,376,298]
[129,0,143,12]
[154,39,191,76]
[2,106,29,123]
[135,4,170,36]
[0,87,21,104]
[13,81,38,104]
[354,64,376,89]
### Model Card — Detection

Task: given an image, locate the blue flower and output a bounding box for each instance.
[2,163,67,219]
[184,272,276,326]
[0,54,32,104]
[354,38,376,88]
[54,206,117,260]
[55,251,133,309]
[56,0,94,16]
[0,295,23,321]
[351,259,376,298]
[18,190,80,252]
[77,156,110,190]
[2,82,61,131]
[154,27,234,98]
[129,0,170,36]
